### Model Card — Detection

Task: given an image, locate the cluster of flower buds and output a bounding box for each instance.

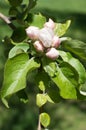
[26,19,61,60]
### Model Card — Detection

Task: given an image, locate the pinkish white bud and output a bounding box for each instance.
[33,41,44,52]
[52,35,61,48]
[46,47,59,60]
[44,18,55,29]
[26,26,39,40]
[38,27,54,48]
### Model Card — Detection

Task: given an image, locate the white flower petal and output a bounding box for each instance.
[38,27,54,48]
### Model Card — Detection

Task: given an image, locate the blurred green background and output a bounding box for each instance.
[0,0,86,130]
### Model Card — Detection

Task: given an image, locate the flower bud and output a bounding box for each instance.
[33,41,44,52]
[44,18,55,29]
[38,27,54,48]
[26,26,39,40]
[52,35,61,48]
[46,48,59,60]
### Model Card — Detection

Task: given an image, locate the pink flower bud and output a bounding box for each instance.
[26,26,39,40]
[52,35,61,48]
[38,27,54,48]
[46,48,59,60]
[33,41,44,52]
[44,18,55,29]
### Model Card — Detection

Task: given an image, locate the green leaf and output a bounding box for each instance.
[36,94,47,107]
[1,53,40,106]
[40,112,50,128]
[9,43,29,58]
[11,27,27,43]
[60,62,79,87]
[42,57,57,77]
[8,0,23,7]
[30,13,46,28]
[42,58,77,99]
[59,51,86,84]
[45,94,54,104]
[54,20,71,37]
[62,39,86,60]
[52,65,77,99]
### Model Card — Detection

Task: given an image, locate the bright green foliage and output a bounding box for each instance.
[42,58,77,99]
[54,20,71,36]
[36,94,47,107]
[30,13,46,28]
[9,43,29,58]
[59,51,86,84]
[60,62,79,86]
[40,112,50,127]
[1,53,40,107]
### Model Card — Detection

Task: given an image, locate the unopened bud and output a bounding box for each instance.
[26,26,39,40]
[33,41,44,52]
[38,27,54,48]
[52,35,61,48]
[46,48,59,60]
[44,18,55,29]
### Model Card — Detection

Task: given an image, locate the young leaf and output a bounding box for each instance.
[36,94,47,107]
[9,43,29,58]
[40,112,50,128]
[1,53,40,106]
[30,14,46,28]
[59,51,86,84]
[54,20,71,37]
[62,39,86,60]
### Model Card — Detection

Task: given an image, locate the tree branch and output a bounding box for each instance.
[0,12,16,30]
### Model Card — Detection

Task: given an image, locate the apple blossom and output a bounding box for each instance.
[26,26,39,40]
[52,35,61,48]
[38,27,54,48]
[44,18,55,29]
[46,48,59,60]
[33,41,44,52]
[25,18,62,60]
